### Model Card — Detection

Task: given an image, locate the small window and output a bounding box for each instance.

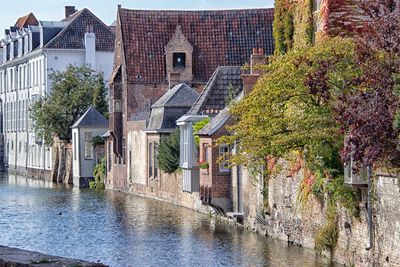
[122,138,126,165]
[173,52,186,69]
[84,132,93,159]
[219,145,230,172]
[148,143,153,177]
[203,143,208,162]
[114,100,121,112]
[154,143,159,178]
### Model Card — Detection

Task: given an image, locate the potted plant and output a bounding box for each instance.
[199,160,209,170]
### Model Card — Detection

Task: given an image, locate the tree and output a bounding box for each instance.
[158,128,180,174]
[336,0,400,170]
[31,65,108,145]
[220,37,359,169]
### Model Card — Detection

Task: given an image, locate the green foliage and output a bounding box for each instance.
[158,128,180,174]
[225,84,240,106]
[273,0,294,54]
[292,0,314,48]
[30,65,108,145]
[221,37,360,169]
[326,176,360,218]
[193,118,211,146]
[315,204,338,252]
[90,157,106,190]
[91,136,105,147]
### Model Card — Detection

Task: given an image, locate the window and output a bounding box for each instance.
[203,143,209,162]
[219,145,230,172]
[114,100,121,112]
[173,52,186,69]
[84,132,93,159]
[154,143,159,178]
[148,143,153,177]
[122,138,126,165]
[108,142,112,171]
[74,132,77,160]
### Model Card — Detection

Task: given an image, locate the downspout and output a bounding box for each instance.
[366,165,373,250]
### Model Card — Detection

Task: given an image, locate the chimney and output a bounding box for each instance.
[250,48,266,75]
[85,26,96,68]
[168,72,180,89]
[241,48,267,96]
[65,6,77,19]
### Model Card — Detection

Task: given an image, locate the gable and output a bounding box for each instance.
[45,8,115,51]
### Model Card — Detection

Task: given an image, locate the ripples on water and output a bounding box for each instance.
[0,174,339,267]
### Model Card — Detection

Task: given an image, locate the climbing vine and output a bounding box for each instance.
[273,0,294,54]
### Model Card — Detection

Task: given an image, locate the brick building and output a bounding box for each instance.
[107,6,275,191]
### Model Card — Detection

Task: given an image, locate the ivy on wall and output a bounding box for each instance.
[274,0,314,54]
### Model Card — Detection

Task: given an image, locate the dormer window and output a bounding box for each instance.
[173,52,186,69]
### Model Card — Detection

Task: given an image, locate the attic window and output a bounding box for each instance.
[173,52,186,69]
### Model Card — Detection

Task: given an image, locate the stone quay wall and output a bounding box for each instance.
[241,159,400,266]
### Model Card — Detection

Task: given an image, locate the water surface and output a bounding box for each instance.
[0,174,338,266]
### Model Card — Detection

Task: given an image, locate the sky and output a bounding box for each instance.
[0,0,275,32]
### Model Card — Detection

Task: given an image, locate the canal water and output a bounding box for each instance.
[0,174,339,267]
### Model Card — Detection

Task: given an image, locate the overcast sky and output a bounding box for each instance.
[1,0,275,32]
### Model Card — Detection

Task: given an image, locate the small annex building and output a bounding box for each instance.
[71,107,108,187]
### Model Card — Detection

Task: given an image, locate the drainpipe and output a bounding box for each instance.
[366,165,373,250]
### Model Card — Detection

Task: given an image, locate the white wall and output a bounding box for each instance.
[73,126,108,179]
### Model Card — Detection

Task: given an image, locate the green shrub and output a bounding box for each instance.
[193,118,210,146]
[158,128,180,174]
[315,204,338,252]
[90,157,106,190]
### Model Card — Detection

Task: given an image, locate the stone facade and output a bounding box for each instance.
[233,158,400,266]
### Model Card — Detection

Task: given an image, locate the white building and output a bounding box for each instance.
[0,6,114,176]
[71,106,108,187]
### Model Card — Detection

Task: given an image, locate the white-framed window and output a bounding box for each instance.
[73,132,78,160]
[219,145,230,172]
[84,132,93,159]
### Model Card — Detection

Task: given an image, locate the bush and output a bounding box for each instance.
[315,204,338,252]
[193,118,210,146]
[158,128,180,174]
[90,157,106,190]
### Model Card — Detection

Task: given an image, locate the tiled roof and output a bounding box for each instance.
[147,83,199,131]
[45,8,115,51]
[119,8,274,83]
[197,91,244,136]
[188,66,243,116]
[15,13,39,28]
[152,83,199,108]
[71,107,108,128]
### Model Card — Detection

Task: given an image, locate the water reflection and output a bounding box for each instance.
[0,174,339,267]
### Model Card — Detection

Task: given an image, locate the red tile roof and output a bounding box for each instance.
[45,8,115,52]
[14,13,39,28]
[119,8,274,83]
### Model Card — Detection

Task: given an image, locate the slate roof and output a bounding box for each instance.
[152,83,199,108]
[188,66,243,116]
[197,91,244,136]
[147,83,199,131]
[71,107,109,128]
[119,8,274,83]
[15,13,39,28]
[45,8,115,51]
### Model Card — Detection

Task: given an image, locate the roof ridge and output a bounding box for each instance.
[43,9,84,49]
[44,8,115,50]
